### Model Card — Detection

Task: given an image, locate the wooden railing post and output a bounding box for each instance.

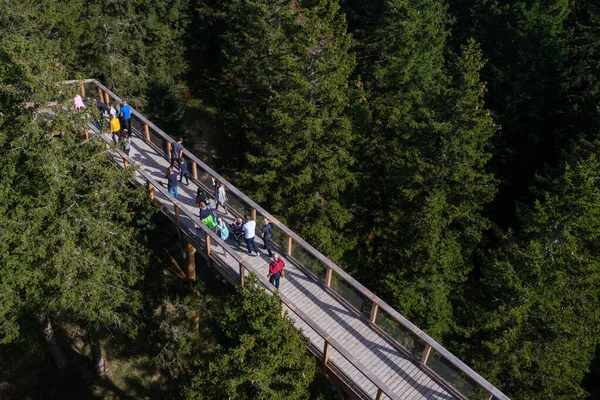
[325,267,333,288]
[148,181,155,201]
[286,236,293,256]
[97,87,104,103]
[375,389,383,400]
[280,300,285,318]
[485,392,494,400]
[144,124,150,141]
[370,303,379,324]
[104,92,110,105]
[251,208,257,222]
[239,263,245,287]
[80,82,85,97]
[422,344,432,365]
[323,340,331,366]
[123,156,129,168]
[192,161,198,180]
[174,204,180,228]
[166,141,172,161]
[206,232,211,256]
[186,239,196,280]
[84,127,89,140]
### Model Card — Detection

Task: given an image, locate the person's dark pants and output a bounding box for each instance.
[170,155,178,168]
[245,236,259,255]
[263,236,273,257]
[123,118,131,135]
[124,148,131,157]
[179,171,189,185]
[269,272,281,289]
[112,130,121,144]
[96,110,104,130]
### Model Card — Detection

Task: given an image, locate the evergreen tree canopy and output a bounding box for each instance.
[352,0,497,338]
[214,0,357,260]
[455,146,600,400]
[183,274,315,400]
[0,34,156,345]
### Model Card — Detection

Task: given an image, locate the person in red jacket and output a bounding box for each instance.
[268,254,285,289]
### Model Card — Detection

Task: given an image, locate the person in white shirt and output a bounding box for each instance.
[242,215,260,256]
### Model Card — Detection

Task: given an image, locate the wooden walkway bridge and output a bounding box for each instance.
[67,79,510,400]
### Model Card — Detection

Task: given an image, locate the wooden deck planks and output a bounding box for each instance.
[93,123,457,400]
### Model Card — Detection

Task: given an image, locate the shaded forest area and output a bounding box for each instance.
[1,0,600,399]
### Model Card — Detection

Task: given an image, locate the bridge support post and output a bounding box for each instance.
[422,344,432,365]
[239,263,245,287]
[370,303,379,324]
[185,239,196,280]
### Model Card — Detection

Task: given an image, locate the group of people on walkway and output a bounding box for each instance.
[82,94,286,290]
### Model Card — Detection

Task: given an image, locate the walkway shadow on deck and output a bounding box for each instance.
[284,270,455,400]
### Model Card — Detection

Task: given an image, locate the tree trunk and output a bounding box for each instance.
[89,328,106,377]
[40,314,67,369]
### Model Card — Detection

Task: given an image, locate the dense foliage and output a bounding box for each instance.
[1,0,600,399]
[183,274,315,400]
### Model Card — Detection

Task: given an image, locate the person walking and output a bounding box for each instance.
[216,183,228,214]
[109,104,117,119]
[124,136,132,157]
[267,254,285,289]
[74,94,85,110]
[110,115,121,144]
[196,188,210,209]
[179,158,189,186]
[171,138,184,168]
[242,214,260,256]
[120,101,132,136]
[216,217,230,258]
[94,98,107,130]
[261,218,274,257]
[165,167,179,199]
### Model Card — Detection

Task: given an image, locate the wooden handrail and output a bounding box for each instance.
[71,79,510,400]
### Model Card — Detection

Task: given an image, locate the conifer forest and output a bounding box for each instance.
[1,1,600,399]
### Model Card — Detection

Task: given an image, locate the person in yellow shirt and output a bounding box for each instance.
[110,115,121,144]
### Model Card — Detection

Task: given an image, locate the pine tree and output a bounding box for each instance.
[0,35,157,368]
[145,72,186,135]
[454,144,600,400]
[213,0,357,260]
[183,274,315,399]
[351,1,497,338]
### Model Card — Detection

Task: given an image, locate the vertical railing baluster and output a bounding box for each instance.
[370,303,379,324]
[422,344,432,365]
[192,161,198,180]
[287,236,293,257]
[325,267,333,288]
